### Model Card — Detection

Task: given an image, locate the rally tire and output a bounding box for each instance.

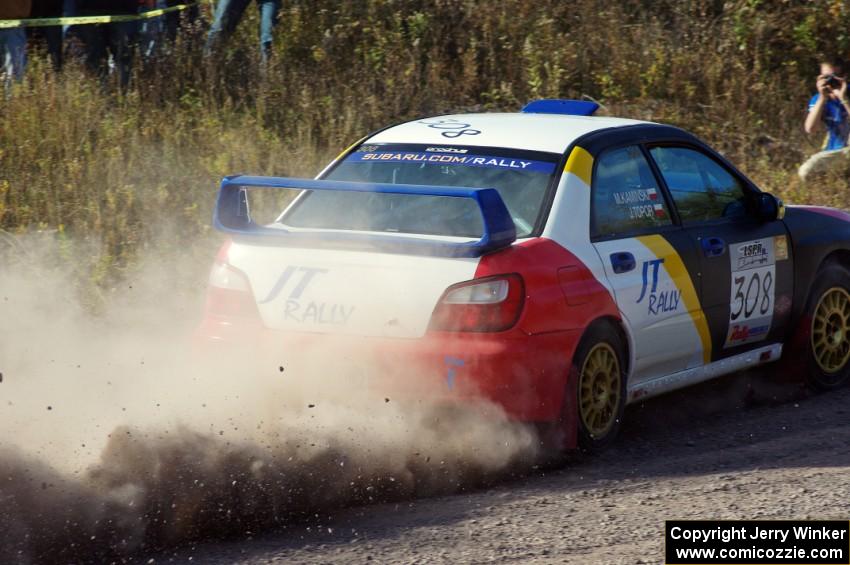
[573,323,627,452]
[803,263,850,390]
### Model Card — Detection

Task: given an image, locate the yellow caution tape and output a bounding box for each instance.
[0,3,195,29]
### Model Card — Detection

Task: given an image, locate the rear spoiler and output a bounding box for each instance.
[213,175,517,258]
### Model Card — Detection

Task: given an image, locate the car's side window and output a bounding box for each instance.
[591,145,673,238]
[648,146,748,224]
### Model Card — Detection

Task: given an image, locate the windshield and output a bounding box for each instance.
[280,144,560,238]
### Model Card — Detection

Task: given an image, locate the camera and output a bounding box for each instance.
[826,73,843,89]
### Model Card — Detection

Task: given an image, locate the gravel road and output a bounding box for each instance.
[150,368,850,564]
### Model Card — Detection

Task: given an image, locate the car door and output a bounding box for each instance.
[647,145,794,359]
[590,145,711,385]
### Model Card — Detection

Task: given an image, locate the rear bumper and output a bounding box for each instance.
[196,316,581,425]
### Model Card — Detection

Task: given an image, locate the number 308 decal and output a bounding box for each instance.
[730,270,773,322]
[725,238,776,347]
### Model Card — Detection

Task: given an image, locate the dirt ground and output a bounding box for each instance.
[147,368,850,564]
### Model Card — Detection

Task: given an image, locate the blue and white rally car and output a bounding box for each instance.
[199,99,850,450]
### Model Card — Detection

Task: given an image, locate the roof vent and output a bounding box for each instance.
[521,99,599,116]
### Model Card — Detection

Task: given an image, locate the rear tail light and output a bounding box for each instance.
[428,274,525,332]
[205,240,260,319]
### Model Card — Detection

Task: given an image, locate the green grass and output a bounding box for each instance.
[2,0,850,306]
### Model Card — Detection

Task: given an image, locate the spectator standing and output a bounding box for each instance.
[0,0,31,86]
[62,0,77,34]
[205,0,281,63]
[800,56,850,180]
[139,0,165,59]
[76,0,153,88]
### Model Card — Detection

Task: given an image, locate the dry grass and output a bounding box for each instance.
[1,0,849,302]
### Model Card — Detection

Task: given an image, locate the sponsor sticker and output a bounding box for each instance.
[425,147,468,153]
[259,266,356,327]
[346,151,556,173]
[774,234,789,261]
[636,258,682,316]
[418,118,482,138]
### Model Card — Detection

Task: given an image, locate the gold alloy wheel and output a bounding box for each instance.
[811,286,850,374]
[578,342,622,437]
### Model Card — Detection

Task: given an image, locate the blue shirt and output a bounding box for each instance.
[808,93,850,151]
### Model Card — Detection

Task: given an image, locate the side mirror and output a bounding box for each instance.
[755,192,785,222]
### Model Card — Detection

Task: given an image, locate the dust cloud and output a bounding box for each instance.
[0,236,539,563]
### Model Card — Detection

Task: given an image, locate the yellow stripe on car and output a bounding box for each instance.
[637,234,712,364]
[564,146,593,186]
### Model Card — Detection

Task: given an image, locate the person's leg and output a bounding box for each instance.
[0,31,9,89]
[32,0,66,70]
[164,0,180,41]
[205,0,251,54]
[44,26,64,70]
[139,2,164,59]
[3,28,28,83]
[798,149,850,182]
[165,0,200,41]
[62,0,77,37]
[108,21,138,90]
[185,2,201,27]
[257,0,281,62]
[61,1,85,67]
[81,24,108,80]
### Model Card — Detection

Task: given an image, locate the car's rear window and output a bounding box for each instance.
[280,144,561,238]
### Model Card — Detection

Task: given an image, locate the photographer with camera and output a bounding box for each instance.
[800,57,850,180]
